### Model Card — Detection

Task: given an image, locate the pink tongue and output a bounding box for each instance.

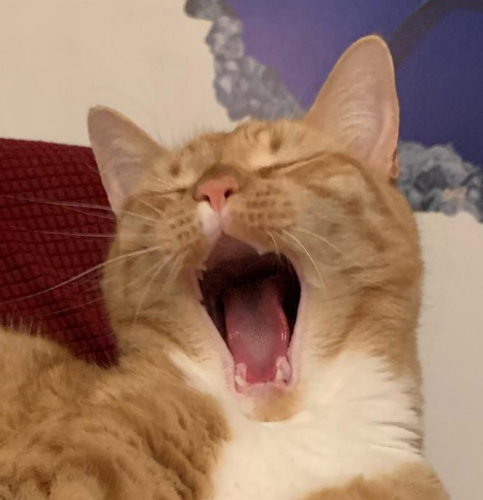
[223,278,290,384]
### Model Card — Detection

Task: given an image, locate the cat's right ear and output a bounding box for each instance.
[88,106,165,214]
[303,36,399,179]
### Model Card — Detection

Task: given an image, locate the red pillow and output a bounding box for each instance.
[0,139,117,365]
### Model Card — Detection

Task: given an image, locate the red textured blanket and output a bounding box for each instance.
[0,139,117,365]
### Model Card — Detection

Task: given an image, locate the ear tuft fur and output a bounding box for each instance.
[304,36,399,178]
[88,107,166,213]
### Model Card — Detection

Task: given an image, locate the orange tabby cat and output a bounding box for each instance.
[0,36,448,499]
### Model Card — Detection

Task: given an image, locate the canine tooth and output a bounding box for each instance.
[235,375,248,388]
[274,367,284,383]
[235,363,248,387]
[276,356,288,368]
[275,356,292,383]
[235,363,247,378]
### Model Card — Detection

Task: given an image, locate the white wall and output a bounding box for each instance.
[1,1,482,498]
[418,212,483,499]
[0,0,233,146]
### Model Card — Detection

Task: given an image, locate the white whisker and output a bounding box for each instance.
[137,197,166,218]
[11,227,120,239]
[266,230,280,255]
[129,252,181,335]
[62,206,117,221]
[47,251,161,316]
[291,228,379,287]
[281,229,325,289]
[291,228,348,257]
[80,161,101,177]
[165,253,185,292]
[1,194,156,223]
[1,246,162,306]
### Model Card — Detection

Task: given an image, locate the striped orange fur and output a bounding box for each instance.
[0,36,448,499]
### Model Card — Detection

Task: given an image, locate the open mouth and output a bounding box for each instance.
[198,235,301,390]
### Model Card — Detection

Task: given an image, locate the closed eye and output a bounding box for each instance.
[257,151,328,178]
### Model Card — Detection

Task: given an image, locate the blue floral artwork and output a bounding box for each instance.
[185,0,483,222]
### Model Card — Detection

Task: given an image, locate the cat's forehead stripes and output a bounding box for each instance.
[169,121,324,177]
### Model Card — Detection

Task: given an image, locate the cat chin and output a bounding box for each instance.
[222,332,305,422]
[235,383,303,422]
[190,229,307,405]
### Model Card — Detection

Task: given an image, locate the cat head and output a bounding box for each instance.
[89,36,421,421]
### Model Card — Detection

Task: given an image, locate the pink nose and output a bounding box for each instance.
[195,175,239,212]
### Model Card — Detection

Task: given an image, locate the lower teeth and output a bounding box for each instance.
[275,356,292,383]
[234,357,292,388]
[235,363,248,388]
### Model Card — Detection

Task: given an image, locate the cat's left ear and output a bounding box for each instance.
[304,35,399,179]
[88,106,167,213]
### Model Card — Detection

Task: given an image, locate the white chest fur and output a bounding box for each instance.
[172,352,423,500]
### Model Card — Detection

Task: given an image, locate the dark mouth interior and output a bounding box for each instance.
[199,253,301,341]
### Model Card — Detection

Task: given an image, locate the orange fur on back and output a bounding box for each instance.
[0,329,228,500]
[0,36,448,499]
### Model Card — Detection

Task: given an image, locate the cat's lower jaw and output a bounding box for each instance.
[195,234,304,397]
[234,355,291,391]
